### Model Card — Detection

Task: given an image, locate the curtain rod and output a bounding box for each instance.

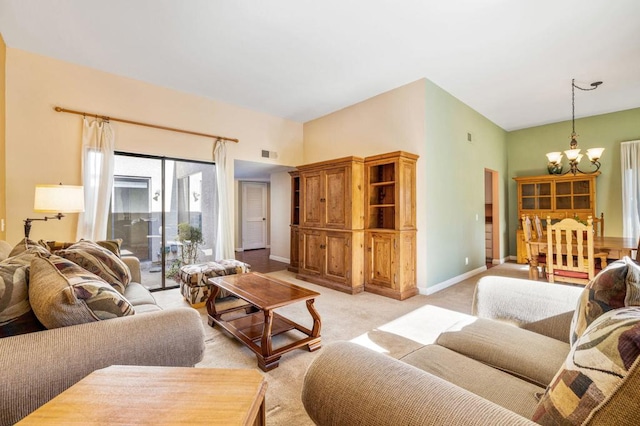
[54,106,239,143]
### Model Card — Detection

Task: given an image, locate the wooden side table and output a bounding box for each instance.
[18,365,267,425]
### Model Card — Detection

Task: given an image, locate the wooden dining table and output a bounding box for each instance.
[527,235,638,280]
[529,233,638,279]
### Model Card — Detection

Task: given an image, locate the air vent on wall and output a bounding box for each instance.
[261,150,278,159]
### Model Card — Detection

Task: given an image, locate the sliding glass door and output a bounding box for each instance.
[108,153,217,291]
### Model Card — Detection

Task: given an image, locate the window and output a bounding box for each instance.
[107,153,217,291]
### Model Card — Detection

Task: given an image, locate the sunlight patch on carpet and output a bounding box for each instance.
[350,305,476,354]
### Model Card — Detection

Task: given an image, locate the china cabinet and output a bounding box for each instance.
[513,172,599,264]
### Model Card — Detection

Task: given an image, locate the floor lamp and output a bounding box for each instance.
[24,184,85,238]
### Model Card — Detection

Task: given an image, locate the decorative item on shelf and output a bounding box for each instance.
[547,161,563,175]
[24,184,85,238]
[546,78,605,175]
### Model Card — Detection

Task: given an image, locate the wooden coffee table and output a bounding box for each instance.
[18,365,267,425]
[207,272,322,371]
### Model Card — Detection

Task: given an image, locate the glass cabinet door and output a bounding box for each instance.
[572,180,591,209]
[521,183,552,210]
[555,179,591,210]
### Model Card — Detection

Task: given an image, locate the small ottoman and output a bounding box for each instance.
[179,260,251,308]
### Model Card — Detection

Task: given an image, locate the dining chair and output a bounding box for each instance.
[522,214,545,280]
[534,215,544,240]
[593,212,605,236]
[545,216,606,285]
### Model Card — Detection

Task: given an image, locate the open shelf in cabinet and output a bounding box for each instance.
[368,163,396,229]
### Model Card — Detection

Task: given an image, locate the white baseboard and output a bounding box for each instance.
[492,256,510,265]
[420,264,488,296]
[269,254,289,263]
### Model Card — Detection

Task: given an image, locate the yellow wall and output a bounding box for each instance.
[4,48,303,244]
[0,34,6,240]
[304,79,427,162]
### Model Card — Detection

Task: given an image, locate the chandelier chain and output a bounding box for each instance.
[571,79,601,136]
[572,79,576,134]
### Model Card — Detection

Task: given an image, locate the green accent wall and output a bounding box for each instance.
[424,79,508,287]
[506,107,640,256]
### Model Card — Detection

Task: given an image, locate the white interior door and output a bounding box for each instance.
[242,182,267,250]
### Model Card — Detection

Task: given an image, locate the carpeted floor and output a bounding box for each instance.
[153,262,532,425]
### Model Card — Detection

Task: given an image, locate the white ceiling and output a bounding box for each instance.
[1,0,639,133]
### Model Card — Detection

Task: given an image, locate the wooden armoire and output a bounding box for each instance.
[289,151,418,299]
[293,156,365,294]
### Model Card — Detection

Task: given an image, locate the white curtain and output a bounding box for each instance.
[621,140,640,240]
[76,118,115,241]
[213,139,234,260]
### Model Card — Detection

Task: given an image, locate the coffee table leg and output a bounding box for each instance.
[206,284,221,327]
[306,299,322,352]
[257,309,282,371]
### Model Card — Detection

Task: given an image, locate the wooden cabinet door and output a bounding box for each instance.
[301,171,323,228]
[397,158,416,230]
[398,232,416,292]
[324,231,351,284]
[324,167,349,229]
[366,232,396,289]
[300,229,324,276]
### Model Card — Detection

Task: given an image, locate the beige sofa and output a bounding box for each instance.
[302,263,640,425]
[0,241,206,425]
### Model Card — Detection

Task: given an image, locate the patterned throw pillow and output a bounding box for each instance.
[8,238,49,257]
[41,239,123,257]
[28,254,134,329]
[96,239,122,257]
[570,257,640,344]
[54,240,131,294]
[0,248,48,337]
[533,306,640,425]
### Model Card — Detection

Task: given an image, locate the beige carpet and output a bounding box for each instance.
[154,262,532,425]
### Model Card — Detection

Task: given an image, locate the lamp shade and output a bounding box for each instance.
[546,152,563,164]
[586,147,605,162]
[34,185,85,213]
[564,149,582,161]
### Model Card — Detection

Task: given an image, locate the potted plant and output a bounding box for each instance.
[166,223,204,281]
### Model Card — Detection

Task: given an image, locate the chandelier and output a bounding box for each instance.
[546,79,604,175]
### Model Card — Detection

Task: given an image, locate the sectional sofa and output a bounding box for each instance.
[303,259,640,425]
[0,239,206,425]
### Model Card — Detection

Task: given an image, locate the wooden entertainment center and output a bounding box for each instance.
[289,151,418,300]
